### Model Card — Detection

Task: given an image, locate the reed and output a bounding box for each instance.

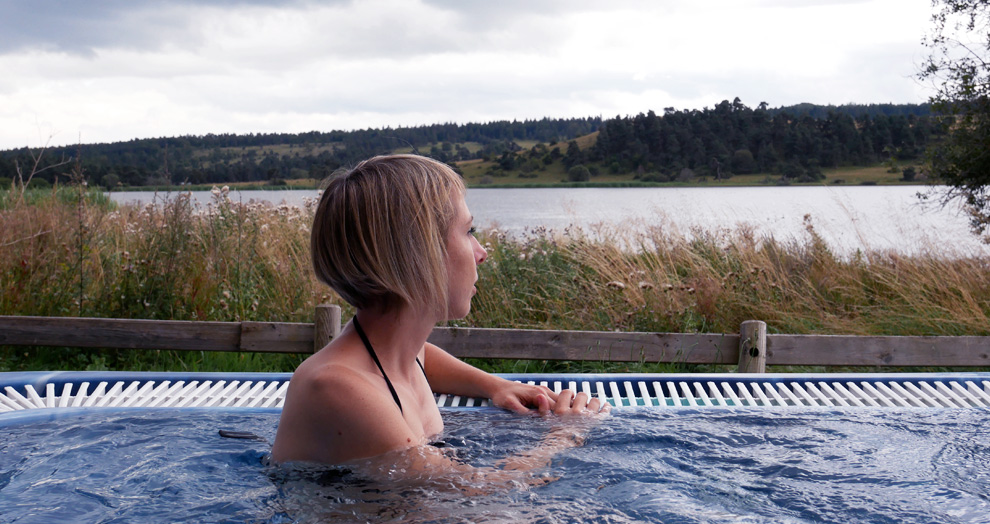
[2,188,988,373]
[466,220,990,337]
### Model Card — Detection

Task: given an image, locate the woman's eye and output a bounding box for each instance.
[468,227,477,236]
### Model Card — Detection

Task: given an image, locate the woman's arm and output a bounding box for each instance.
[422,343,558,413]
[352,389,610,494]
[496,390,609,471]
[419,344,611,478]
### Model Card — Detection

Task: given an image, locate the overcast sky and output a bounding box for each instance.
[0,0,935,150]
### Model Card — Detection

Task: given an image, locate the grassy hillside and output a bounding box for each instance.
[451,132,921,188]
[110,130,924,191]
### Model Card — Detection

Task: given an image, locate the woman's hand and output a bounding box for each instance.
[496,389,610,472]
[540,389,611,417]
[490,381,558,414]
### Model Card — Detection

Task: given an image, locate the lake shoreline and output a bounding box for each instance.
[103,185,980,259]
[96,163,927,192]
[112,179,927,192]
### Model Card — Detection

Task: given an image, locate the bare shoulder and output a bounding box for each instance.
[272,357,416,464]
[288,358,387,416]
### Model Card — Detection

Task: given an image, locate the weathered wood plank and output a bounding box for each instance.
[4,315,990,368]
[0,315,241,351]
[430,327,740,363]
[767,335,990,367]
[241,322,314,354]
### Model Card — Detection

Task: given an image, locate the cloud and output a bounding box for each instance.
[0,0,934,149]
[0,0,318,55]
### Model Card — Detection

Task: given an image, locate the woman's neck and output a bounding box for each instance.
[352,306,436,374]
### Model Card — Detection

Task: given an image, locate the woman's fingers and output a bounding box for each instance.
[538,385,558,402]
[549,390,609,416]
[588,396,611,414]
[552,390,574,415]
[536,393,552,416]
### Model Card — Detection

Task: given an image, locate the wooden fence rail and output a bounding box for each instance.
[2,306,989,373]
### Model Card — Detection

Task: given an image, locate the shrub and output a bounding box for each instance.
[567,165,591,182]
[732,149,757,174]
[100,173,121,189]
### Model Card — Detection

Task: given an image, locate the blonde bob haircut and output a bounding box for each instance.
[311,154,465,318]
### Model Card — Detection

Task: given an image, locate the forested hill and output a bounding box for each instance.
[0,117,601,188]
[587,100,937,182]
[0,101,934,188]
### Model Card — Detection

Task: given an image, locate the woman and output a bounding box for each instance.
[271,154,607,478]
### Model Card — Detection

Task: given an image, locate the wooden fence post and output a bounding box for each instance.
[737,320,767,373]
[314,304,342,352]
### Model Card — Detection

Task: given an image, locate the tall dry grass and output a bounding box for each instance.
[1,186,328,371]
[2,187,989,372]
[468,218,990,338]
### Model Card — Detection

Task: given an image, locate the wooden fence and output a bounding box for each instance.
[2,305,989,373]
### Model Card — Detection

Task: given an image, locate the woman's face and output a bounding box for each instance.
[443,191,487,319]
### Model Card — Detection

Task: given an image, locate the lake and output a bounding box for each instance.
[108,185,987,257]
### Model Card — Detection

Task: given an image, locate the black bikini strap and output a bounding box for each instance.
[352,316,404,414]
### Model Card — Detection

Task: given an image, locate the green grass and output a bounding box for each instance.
[459,162,921,188]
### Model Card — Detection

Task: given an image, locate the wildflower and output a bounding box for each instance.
[606,281,626,290]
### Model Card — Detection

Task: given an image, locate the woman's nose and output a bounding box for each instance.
[474,238,487,264]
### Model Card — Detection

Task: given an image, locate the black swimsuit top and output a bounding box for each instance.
[352,316,428,415]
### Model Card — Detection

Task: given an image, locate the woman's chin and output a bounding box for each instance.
[445,303,472,321]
